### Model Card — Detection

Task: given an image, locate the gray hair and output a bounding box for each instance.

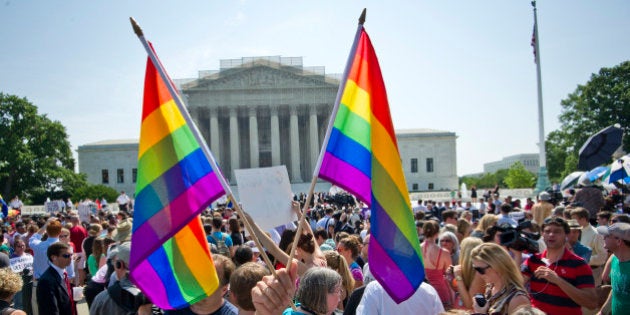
[438,231,460,257]
[296,267,341,314]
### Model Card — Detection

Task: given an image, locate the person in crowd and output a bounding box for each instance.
[521,217,598,314]
[283,267,343,315]
[233,245,254,267]
[531,192,554,224]
[90,242,153,315]
[251,260,298,315]
[316,207,336,239]
[566,219,592,262]
[324,250,354,311]
[596,211,612,227]
[497,203,518,227]
[207,217,234,257]
[68,214,87,285]
[9,238,33,312]
[82,224,102,278]
[470,243,531,314]
[336,236,363,289]
[596,222,630,314]
[439,231,460,266]
[571,207,607,286]
[442,210,458,226]
[456,219,471,243]
[36,243,76,315]
[0,267,26,315]
[422,220,453,308]
[229,262,270,315]
[470,214,497,239]
[356,275,444,314]
[116,191,131,212]
[29,218,74,315]
[228,218,244,247]
[452,237,485,310]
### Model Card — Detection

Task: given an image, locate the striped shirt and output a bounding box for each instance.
[522,248,594,315]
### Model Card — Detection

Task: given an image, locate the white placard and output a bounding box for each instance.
[234,166,296,231]
[77,203,91,223]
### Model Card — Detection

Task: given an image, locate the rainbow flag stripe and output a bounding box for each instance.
[129,46,224,310]
[319,28,424,303]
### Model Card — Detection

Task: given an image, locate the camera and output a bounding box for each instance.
[498,224,540,253]
[474,293,487,307]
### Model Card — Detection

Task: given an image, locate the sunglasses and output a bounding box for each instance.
[611,219,620,223]
[61,254,72,259]
[543,217,566,225]
[60,235,69,238]
[473,265,491,275]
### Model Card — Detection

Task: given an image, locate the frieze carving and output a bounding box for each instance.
[185,66,336,91]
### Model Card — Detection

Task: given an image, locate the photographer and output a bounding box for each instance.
[90,242,152,315]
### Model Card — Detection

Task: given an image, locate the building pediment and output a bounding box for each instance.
[181,64,339,91]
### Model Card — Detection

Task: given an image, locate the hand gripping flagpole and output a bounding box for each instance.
[129,17,278,279]
[286,9,366,266]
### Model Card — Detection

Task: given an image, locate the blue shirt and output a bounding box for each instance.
[571,242,592,263]
[29,234,74,279]
[207,232,233,247]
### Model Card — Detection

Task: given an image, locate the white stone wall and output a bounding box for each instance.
[77,142,139,197]
[398,132,458,192]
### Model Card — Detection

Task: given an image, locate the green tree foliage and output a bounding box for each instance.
[504,162,535,188]
[546,61,630,181]
[460,169,510,190]
[0,93,81,201]
[72,184,119,203]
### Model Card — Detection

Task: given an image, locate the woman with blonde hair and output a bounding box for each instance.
[452,237,485,309]
[0,267,26,314]
[323,250,354,311]
[456,218,472,243]
[470,214,498,239]
[470,243,530,314]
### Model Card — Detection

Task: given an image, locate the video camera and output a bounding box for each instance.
[497,223,541,253]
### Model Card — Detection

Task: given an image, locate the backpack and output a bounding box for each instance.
[210,233,230,257]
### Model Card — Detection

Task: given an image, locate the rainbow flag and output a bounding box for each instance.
[129,43,225,309]
[318,27,424,303]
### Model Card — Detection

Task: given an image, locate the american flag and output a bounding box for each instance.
[531,25,537,63]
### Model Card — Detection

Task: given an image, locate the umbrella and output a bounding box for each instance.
[560,171,585,191]
[607,155,630,184]
[584,166,610,182]
[578,124,623,171]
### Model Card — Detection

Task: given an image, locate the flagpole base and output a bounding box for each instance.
[534,166,551,194]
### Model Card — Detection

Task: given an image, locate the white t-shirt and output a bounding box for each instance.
[356,281,444,315]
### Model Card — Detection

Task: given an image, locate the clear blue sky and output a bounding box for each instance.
[1,1,629,176]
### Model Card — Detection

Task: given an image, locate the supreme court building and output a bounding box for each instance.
[78,56,458,195]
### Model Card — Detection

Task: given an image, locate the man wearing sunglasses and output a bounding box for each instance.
[521,217,598,314]
[36,242,76,315]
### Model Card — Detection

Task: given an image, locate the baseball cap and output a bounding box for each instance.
[596,223,630,241]
[539,192,551,201]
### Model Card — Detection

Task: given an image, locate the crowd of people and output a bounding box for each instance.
[0,185,628,315]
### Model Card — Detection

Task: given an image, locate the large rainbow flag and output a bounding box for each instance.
[129,43,225,309]
[318,27,424,303]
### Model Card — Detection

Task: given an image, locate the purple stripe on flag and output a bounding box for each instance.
[130,259,171,309]
[369,236,415,303]
[130,174,223,267]
[319,152,371,205]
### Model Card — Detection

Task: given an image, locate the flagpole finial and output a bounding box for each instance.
[359,8,366,25]
[130,17,144,37]
[531,1,536,8]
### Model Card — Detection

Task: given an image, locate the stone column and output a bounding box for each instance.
[229,107,240,172]
[270,106,280,166]
[289,107,302,182]
[209,107,220,159]
[248,106,259,168]
[308,105,319,174]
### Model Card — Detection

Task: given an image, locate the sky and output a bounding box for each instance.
[1,1,629,176]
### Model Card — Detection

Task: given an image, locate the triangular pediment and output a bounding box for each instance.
[181,63,339,91]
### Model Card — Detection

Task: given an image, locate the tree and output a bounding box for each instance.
[0,93,78,201]
[504,162,535,188]
[546,61,630,180]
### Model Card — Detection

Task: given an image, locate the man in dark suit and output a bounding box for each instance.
[36,242,76,315]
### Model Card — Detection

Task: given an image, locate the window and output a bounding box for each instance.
[428,183,434,190]
[426,158,434,173]
[132,168,137,183]
[411,158,418,173]
[117,169,124,184]
[101,170,109,184]
[412,183,418,191]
